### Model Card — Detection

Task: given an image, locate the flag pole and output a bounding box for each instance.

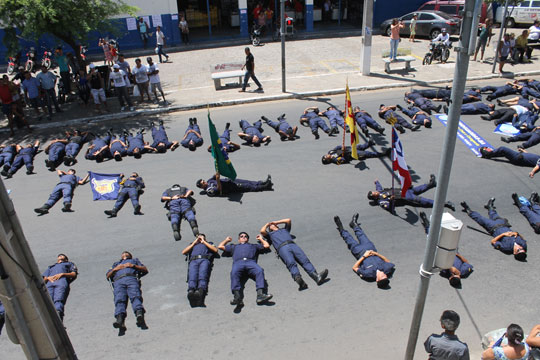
[342,80,348,158]
[208,105,222,196]
[391,127,395,213]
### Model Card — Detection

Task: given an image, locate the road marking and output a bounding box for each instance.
[319,60,338,74]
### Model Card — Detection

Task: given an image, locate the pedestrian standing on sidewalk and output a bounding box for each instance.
[36,65,63,119]
[87,64,109,113]
[110,64,134,112]
[146,57,167,103]
[132,59,151,102]
[137,17,150,49]
[497,33,512,73]
[409,14,418,42]
[239,47,263,93]
[473,19,493,62]
[389,19,404,61]
[155,26,169,63]
[179,15,189,45]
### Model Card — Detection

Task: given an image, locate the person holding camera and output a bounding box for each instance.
[389,19,404,61]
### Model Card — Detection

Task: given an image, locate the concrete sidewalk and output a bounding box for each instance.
[4,28,540,135]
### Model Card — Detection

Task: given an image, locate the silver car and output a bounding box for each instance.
[380,10,460,40]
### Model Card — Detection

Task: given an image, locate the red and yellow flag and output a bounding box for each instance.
[344,84,359,159]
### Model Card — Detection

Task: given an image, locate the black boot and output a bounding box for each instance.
[189,220,199,236]
[113,313,126,329]
[309,269,329,285]
[135,309,146,328]
[294,275,308,291]
[256,289,273,304]
[61,202,72,212]
[460,201,471,215]
[187,289,196,305]
[261,116,269,123]
[26,165,34,175]
[484,197,496,211]
[377,127,385,135]
[500,136,510,143]
[444,201,456,211]
[225,122,230,130]
[172,223,181,241]
[396,124,406,134]
[0,313,4,335]
[411,125,422,131]
[133,204,142,215]
[313,131,320,139]
[428,174,437,187]
[443,105,448,114]
[34,204,51,214]
[230,290,244,306]
[194,288,205,306]
[512,193,521,207]
[530,192,539,205]
[349,213,360,229]
[105,208,118,217]
[419,211,430,234]
[334,216,344,232]
[435,105,443,113]
[192,117,197,124]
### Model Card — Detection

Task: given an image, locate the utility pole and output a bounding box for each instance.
[360,0,374,75]
[492,0,510,73]
[281,0,286,92]
[404,0,478,359]
[0,179,77,359]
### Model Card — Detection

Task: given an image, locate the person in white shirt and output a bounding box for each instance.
[132,58,151,102]
[528,20,540,42]
[109,64,134,111]
[155,25,169,63]
[432,28,451,46]
[146,57,166,103]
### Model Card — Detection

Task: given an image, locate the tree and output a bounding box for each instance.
[0,0,138,64]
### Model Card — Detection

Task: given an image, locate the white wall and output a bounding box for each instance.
[114,0,178,18]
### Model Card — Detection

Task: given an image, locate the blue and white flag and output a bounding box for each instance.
[89,172,122,200]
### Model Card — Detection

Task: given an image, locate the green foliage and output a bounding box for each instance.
[0,0,138,55]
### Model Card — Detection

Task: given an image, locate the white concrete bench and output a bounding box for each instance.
[383,56,416,73]
[211,70,245,90]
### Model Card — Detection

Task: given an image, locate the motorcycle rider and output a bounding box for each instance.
[432,28,451,47]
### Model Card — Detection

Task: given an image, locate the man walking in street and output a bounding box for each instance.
[239,47,263,93]
[155,25,169,63]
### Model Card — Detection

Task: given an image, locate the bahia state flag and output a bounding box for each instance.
[89,172,122,200]
[391,128,412,197]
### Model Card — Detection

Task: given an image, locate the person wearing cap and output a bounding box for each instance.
[353,106,385,136]
[432,28,451,47]
[239,47,263,93]
[104,172,145,218]
[146,57,166,104]
[218,232,273,306]
[483,324,530,360]
[149,120,179,152]
[367,176,456,214]
[300,107,335,139]
[181,234,218,307]
[181,117,204,151]
[321,140,390,165]
[42,254,78,321]
[87,63,109,113]
[106,251,148,332]
[237,119,271,146]
[207,122,241,153]
[378,104,421,134]
[511,192,540,234]
[261,114,298,141]
[132,58,151,103]
[334,214,395,289]
[260,218,328,291]
[110,64,134,112]
[196,173,273,197]
[34,169,89,214]
[160,184,199,241]
[461,199,527,261]
[424,310,469,360]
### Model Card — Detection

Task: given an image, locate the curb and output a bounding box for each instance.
[7,69,540,133]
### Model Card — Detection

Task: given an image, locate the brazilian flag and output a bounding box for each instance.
[208,112,237,180]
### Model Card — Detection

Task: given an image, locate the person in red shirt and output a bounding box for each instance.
[253,2,263,20]
[0,75,30,136]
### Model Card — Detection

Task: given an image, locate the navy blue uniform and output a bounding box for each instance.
[354,111,385,134]
[112,176,145,213]
[400,107,433,127]
[379,109,416,130]
[338,225,377,259]
[85,135,111,160]
[322,109,347,130]
[239,119,266,144]
[42,261,78,317]
[108,258,146,316]
[150,124,174,148]
[7,145,38,176]
[460,102,492,114]
[48,141,66,165]
[204,175,270,197]
[521,86,540,99]
[110,135,128,156]
[186,242,215,291]
[481,84,518,99]
[224,243,267,291]
[218,128,236,151]
[512,111,538,131]
[506,128,540,149]
[405,93,439,113]
[412,89,450,99]
[439,255,474,279]
[469,209,527,253]
[0,145,17,170]
[267,228,316,280]
[374,180,436,212]
[462,89,483,103]
[325,144,387,164]
[164,187,196,225]
[267,116,295,134]
[0,299,4,335]
[517,202,540,234]
[65,134,89,159]
[482,146,540,166]
[45,174,81,208]
[180,124,203,148]
[301,111,331,135]
[127,133,146,156]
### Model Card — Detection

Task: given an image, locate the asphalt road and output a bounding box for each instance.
[0,78,539,359]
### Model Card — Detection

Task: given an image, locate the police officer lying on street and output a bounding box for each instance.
[196,173,273,197]
[161,184,199,241]
[104,172,145,217]
[321,141,390,165]
[34,169,89,214]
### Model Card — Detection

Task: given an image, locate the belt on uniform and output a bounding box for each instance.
[113,273,136,282]
[237,257,254,261]
[276,240,295,252]
[190,254,212,262]
[58,182,74,186]
[123,185,137,188]
[491,222,510,233]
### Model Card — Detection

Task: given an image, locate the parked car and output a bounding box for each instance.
[380,10,460,40]
[495,0,540,27]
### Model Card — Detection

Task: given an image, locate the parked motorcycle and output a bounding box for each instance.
[42,48,54,69]
[251,25,262,46]
[7,52,21,75]
[24,47,38,72]
[423,41,452,65]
